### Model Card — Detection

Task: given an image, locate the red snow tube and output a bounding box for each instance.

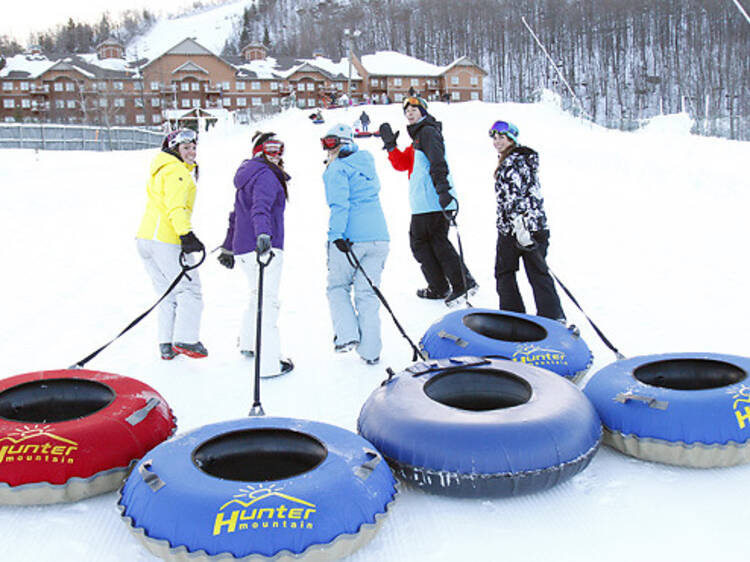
[0,369,176,505]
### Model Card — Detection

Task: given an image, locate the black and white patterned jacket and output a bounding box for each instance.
[494,146,548,236]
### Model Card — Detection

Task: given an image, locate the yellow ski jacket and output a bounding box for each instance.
[136,151,197,244]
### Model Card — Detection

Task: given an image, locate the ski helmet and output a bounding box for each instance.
[321,123,354,150]
[402,96,428,116]
[489,121,519,143]
[162,128,197,150]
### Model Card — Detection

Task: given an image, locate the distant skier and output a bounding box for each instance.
[321,124,389,365]
[359,110,371,132]
[379,96,477,306]
[489,120,565,321]
[136,128,208,360]
[217,131,294,377]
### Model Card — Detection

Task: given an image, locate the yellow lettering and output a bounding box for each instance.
[239,523,247,530]
[276,504,287,519]
[736,406,750,429]
[65,446,77,456]
[239,509,257,521]
[213,511,239,536]
[52,446,65,455]
[0,445,7,463]
[8,445,23,455]
[41,443,51,454]
[257,508,274,519]
[303,509,316,519]
[306,522,313,529]
[24,444,39,454]
[289,508,303,519]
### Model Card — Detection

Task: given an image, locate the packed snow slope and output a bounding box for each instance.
[1,99,749,561]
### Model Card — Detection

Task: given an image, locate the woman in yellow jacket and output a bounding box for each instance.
[136,128,207,360]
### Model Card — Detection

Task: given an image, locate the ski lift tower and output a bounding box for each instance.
[344,28,361,105]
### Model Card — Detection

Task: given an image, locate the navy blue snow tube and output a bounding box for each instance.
[420,308,592,381]
[118,417,398,561]
[358,357,602,497]
[583,352,750,467]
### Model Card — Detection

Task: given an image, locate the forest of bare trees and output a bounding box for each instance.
[228,0,750,141]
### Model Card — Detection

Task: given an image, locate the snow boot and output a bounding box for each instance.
[362,356,380,366]
[172,341,208,358]
[160,343,177,360]
[240,349,254,358]
[260,358,294,379]
[445,278,479,307]
[334,340,358,353]
[416,287,449,300]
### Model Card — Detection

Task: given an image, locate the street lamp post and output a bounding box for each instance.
[344,28,361,105]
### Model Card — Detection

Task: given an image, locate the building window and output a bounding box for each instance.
[271,97,279,106]
[114,98,125,107]
[20,82,29,91]
[114,115,126,124]
[22,98,31,108]
[471,91,479,100]
[64,82,74,92]
[222,81,230,90]
[55,100,64,109]
[237,97,247,107]
[370,78,379,87]
[4,116,14,122]
[297,83,305,91]
[181,83,189,91]
[235,82,245,90]
[470,76,479,86]
[3,99,14,108]
[191,82,200,91]
[451,91,460,100]
[251,81,261,90]
[451,76,459,85]
[307,98,316,107]
[152,114,162,124]
[134,82,142,90]
[336,83,343,91]
[98,81,107,90]
[135,98,143,107]
[306,83,315,91]
[222,97,231,107]
[113,81,123,90]
[181,99,190,108]
[252,97,262,106]
[67,100,76,109]
[410,78,419,86]
[54,82,63,92]
[2,82,12,91]
[297,98,306,108]
[151,98,161,107]
[99,98,107,107]
[150,81,160,91]
[393,78,402,87]
[270,82,278,91]
[136,114,145,124]
[394,93,404,102]
[191,99,200,108]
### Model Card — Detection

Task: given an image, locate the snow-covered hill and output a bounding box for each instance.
[0,99,749,561]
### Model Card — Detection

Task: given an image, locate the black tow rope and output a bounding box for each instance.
[441,199,473,308]
[549,268,625,360]
[344,245,425,361]
[250,250,274,417]
[70,248,206,369]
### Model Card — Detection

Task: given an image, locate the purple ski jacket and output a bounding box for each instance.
[221,156,290,254]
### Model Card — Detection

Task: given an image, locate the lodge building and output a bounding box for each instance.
[0,38,486,127]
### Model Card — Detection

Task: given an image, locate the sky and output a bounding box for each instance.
[0,0,198,43]
[1,97,749,561]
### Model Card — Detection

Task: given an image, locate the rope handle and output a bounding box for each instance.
[138,459,166,492]
[354,448,382,480]
[614,392,668,410]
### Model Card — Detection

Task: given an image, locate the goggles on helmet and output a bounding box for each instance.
[164,128,198,149]
[320,135,343,150]
[253,138,284,157]
[488,121,519,142]
[402,96,427,111]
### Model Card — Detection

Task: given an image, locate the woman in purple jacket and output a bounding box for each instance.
[217,131,293,377]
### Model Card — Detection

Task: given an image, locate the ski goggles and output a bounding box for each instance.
[320,136,343,150]
[254,139,284,157]
[402,96,427,111]
[488,121,519,142]
[165,128,198,148]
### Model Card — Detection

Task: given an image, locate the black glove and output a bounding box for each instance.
[179,231,204,254]
[438,191,455,209]
[217,249,234,269]
[256,233,272,255]
[379,123,399,151]
[333,238,352,253]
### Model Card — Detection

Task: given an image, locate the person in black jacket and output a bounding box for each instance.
[490,120,565,321]
[379,97,476,306]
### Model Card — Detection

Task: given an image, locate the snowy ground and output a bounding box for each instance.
[1,99,749,561]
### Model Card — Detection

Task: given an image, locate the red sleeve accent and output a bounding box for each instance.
[387,145,415,178]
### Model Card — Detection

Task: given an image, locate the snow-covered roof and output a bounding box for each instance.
[0,53,55,79]
[77,53,132,73]
[295,56,360,81]
[236,56,282,80]
[360,51,445,77]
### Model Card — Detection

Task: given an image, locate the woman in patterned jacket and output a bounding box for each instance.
[490,120,565,321]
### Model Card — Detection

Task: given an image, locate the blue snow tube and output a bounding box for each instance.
[358,356,602,497]
[118,417,398,561]
[583,352,750,467]
[420,308,593,381]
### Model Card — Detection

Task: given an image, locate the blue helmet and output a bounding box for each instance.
[489,121,519,143]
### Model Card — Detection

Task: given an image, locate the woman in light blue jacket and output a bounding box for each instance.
[321,124,389,365]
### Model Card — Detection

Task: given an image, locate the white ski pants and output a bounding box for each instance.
[238,250,284,376]
[136,238,203,344]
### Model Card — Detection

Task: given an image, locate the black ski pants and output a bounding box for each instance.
[409,211,468,293]
[495,229,564,320]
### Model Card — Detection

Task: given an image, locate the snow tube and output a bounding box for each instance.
[118,417,398,561]
[0,369,176,505]
[420,308,592,381]
[358,356,601,497]
[354,131,372,138]
[583,352,750,467]
[312,119,325,124]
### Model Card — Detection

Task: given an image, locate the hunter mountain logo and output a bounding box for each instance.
[212,484,317,536]
[732,385,750,430]
[512,344,568,367]
[0,424,79,465]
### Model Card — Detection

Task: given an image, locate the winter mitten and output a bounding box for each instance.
[179,231,204,254]
[379,123,399,151]
[217,249,234,269]
[333,238,352,253]
[438,191,454,209]
[256,233,272,255]
[512,216,534,248]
